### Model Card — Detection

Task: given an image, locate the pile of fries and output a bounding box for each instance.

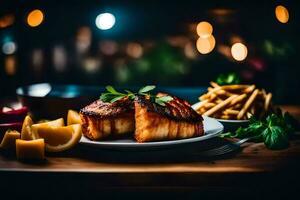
[195,82,273,120]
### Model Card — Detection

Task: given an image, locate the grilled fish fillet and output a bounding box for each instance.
[80,98,134,140]
[135,93,204,142]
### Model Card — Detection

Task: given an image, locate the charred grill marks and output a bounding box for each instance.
[135,94,203,123]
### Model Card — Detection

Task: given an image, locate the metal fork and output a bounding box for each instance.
[196,137,252,157]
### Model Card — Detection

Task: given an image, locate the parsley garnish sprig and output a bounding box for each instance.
[220,109,297,150]
[100,85,173,106]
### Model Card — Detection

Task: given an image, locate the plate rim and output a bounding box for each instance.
[79,116,224,149]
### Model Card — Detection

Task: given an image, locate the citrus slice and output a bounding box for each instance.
[21,115,34,140]
[32,124,82,152]
[67,110,81,125]
[31,118,65,139]
[0,130,20,149]
[33,118,65,127]
[16,139,45,160]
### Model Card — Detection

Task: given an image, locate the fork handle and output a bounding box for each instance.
[235,137,253,145]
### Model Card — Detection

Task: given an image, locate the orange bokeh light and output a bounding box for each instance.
[231,43,248,61]
[196,21,213,38]
[27,9,44,27]
[196,35,216,54]
[275,5,289,23]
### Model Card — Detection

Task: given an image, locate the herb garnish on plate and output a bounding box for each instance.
[100,85,173,106]
[221,109,297,150]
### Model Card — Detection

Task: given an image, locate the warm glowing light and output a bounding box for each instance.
[83,57,102,73]
[184,42,197,59]
[230,35,243,45]
[275,5,289,23]
[2,41,17,55]
[53,45,67,72]
[196,21,213,38]
[76,27,92,54]
[95,13,115,30]
[99,40,118,55]
[27,9,44,27]
[0,14,15,28]
[32,49,43,71]
[196,35,216,54]
[217,45,231,58]
[126,43,143,58]
[5,56,17,75]
[231,43,248,61]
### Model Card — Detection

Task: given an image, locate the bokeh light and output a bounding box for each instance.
[53,45,67,72]
[196,35,216,54]
[5,56,17,75]
[196,21,213,38]
[0,14,15,28]
[184,42,198,59]
[275,5,289,23]
[2,41,17,55]
[83,57,102,73]
[32,48,43,72]
[27,9,44,27]
[76,27,92,54]
[126,42,143,58]
[99,40,118,55]
[230,35,244,45]
[231,43,248,61]
[217,45,231,58]
[95,13,115,30]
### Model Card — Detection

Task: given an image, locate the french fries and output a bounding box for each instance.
[195,82,273,120]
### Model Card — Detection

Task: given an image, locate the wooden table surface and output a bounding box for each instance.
[1,105,300,199]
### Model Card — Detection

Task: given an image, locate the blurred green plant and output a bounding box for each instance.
[215,72,241,85]
[118,42,189,85]
[262,40,294,59]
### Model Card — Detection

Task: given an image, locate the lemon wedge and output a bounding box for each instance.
[16,139,45,160]
[21,115,34,140]
[67,110,81,125]
[0,130,20,149]
[21,117,64,140]
[33,118,65,127]
[32,124,82,152]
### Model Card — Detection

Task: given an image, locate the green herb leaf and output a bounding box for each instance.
[100,93,122,102]
[138,85,156,94]
[105,85,119,94]
[110,95,126,103]
[155,99,166,106]
[99,85,173,106]
[156,96,173,102]
[155,96,173,106]
[220,108,295,150]
[263,126,289,150]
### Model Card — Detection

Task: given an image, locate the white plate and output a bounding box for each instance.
[79,116,223,150]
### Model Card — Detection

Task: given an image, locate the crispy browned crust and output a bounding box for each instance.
[134,100,204,143]
[135,93,203,123]
[80,97,134,118]
[80,112,134,140]
[80,93,204,142]
[79,98,135,140]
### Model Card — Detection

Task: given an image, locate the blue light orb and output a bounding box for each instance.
[95,13,115,30]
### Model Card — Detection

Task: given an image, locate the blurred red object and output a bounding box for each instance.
[248,58,267,72]
[0,107,28,140]
[0,106,28,124]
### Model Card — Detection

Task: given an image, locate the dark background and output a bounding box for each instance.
[0,0,299,104]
